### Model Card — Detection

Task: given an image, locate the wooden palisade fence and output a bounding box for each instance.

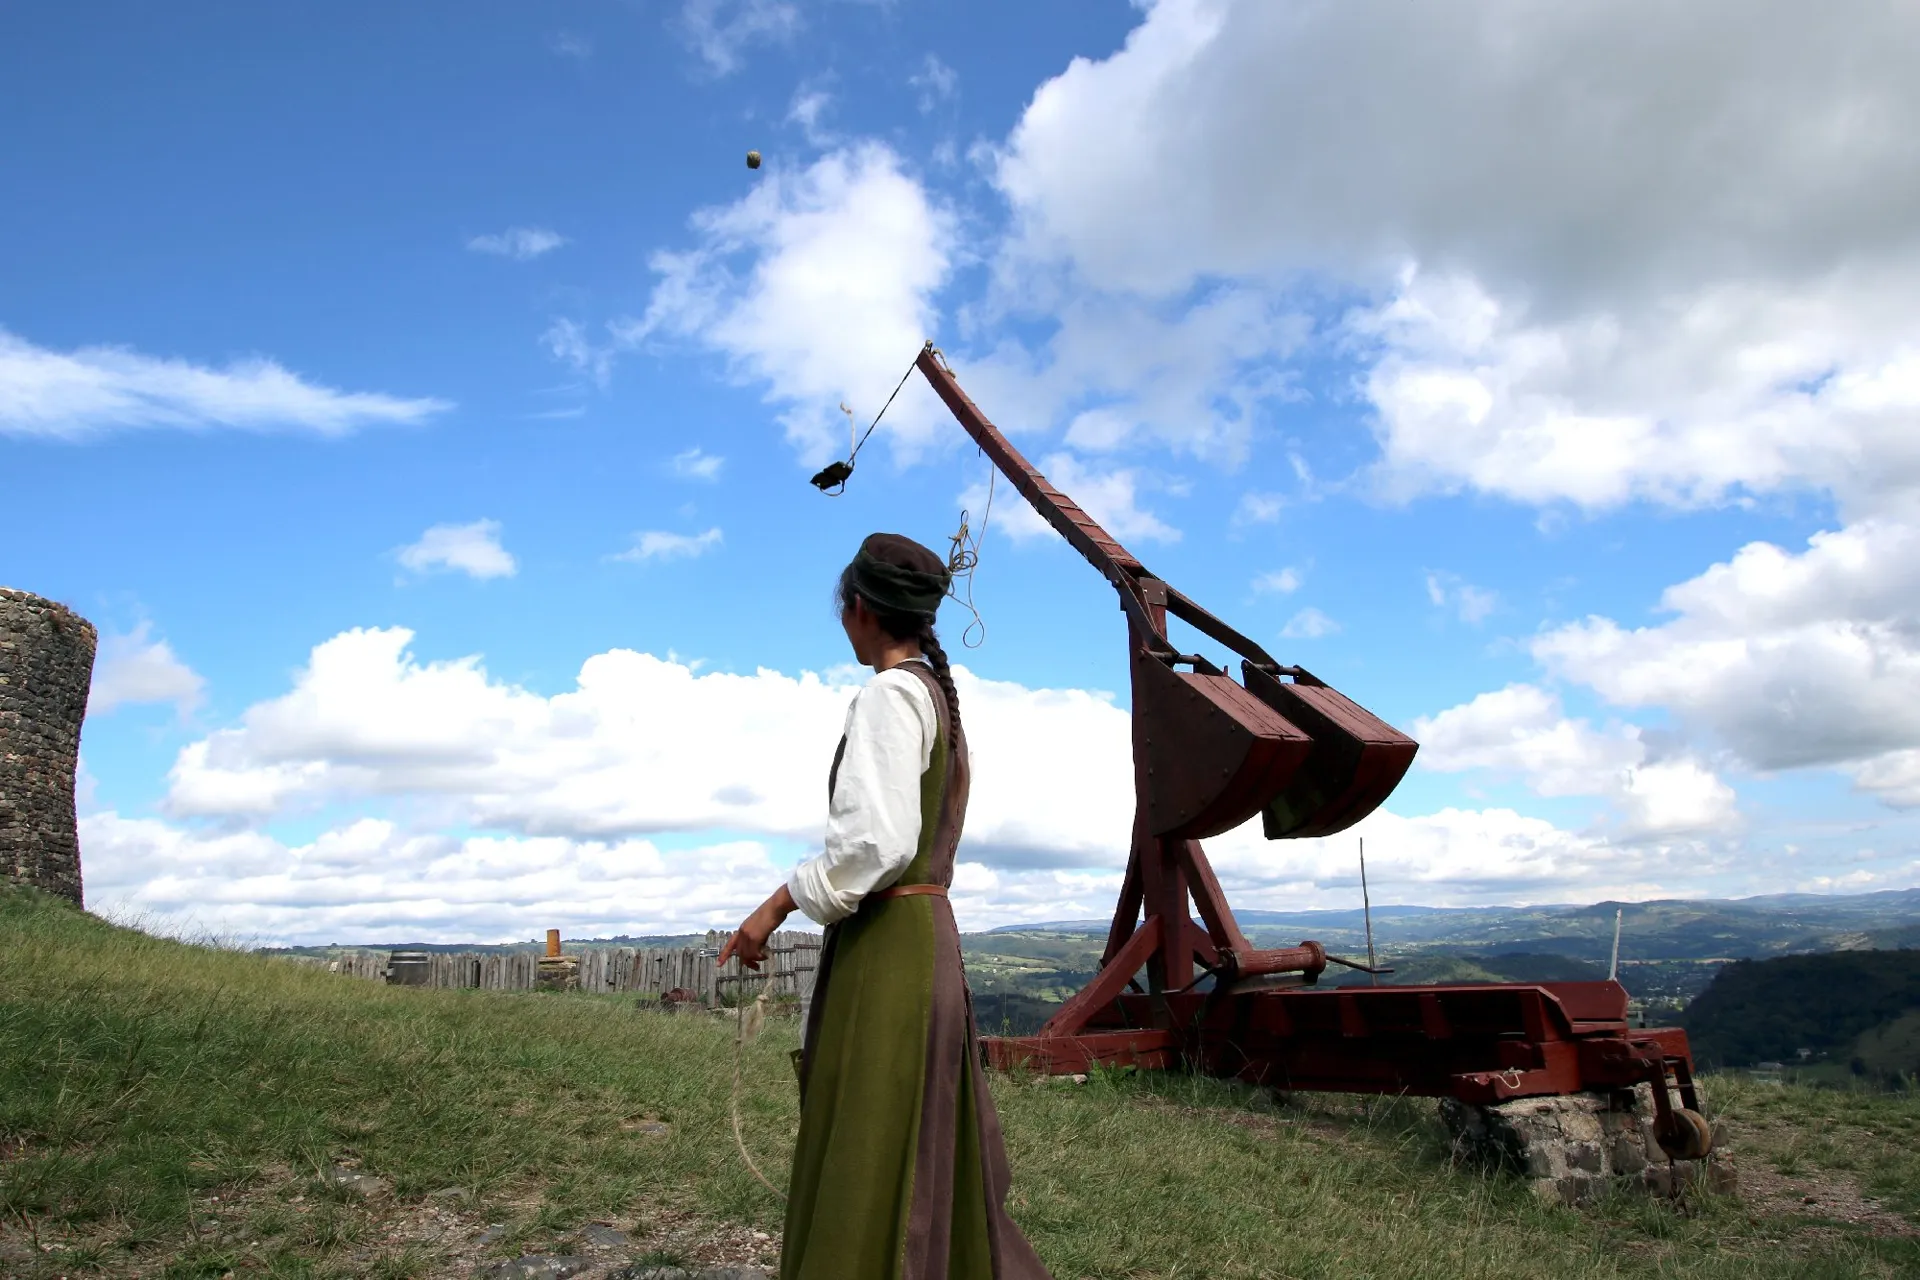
[316,930,821,1007]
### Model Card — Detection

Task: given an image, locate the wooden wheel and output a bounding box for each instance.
[1657,1107,1713,1161]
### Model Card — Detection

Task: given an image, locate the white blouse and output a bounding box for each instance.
[786,663,940,926]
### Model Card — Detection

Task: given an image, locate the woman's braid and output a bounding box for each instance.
[915,617,962,740]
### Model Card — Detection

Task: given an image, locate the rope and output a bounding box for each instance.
[813,352,924,496]
[730,989,787,1200]
[946,463,996,648]
[809,340,995,648]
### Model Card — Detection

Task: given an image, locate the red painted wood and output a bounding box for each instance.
[1038,916,1162,1038]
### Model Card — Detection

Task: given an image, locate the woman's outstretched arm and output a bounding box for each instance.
[718,882,797,970]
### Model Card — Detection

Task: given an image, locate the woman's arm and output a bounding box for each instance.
[718,882,797,970]
[786,672,937,924]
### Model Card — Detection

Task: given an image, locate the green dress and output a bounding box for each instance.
[782,663,1052,1280]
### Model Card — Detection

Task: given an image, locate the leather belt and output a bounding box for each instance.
[870,883,949,901]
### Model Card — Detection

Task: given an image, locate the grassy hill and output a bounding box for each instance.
[5,887,1920,1278]
[1682,950,1920,1073]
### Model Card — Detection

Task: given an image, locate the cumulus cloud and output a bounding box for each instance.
[995,0,1920,309]
[1352,266,1920,515]
[613,528,724,563]
[630,143,953,463]
[1533,520,1920,805]
[1253,568,1301,595]
[985,0,1920,513]
[962,451,1179,546]
[107,623,1759,940]
[89,623,205,717]
[467,227,567,260]
[0,328,450,440]
[1413,683,1738,838]
[960,287,1309,465]
[397,520,517,581]
[82,811,787,945]
[86,798,1717,945]
[158,627,1137,860]
[978,0,1920,822]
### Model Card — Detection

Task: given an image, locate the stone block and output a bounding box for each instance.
[1610,1132,1650,1175]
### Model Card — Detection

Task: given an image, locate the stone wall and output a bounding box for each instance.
[1440,1085,1734,1205]
[0,588,97,906]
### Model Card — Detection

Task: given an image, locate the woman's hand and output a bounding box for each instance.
[718,884,798,970]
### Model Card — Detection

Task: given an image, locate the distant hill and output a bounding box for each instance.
[1681,949,1920,1068]
[989,888,1920,970]
[1323,952,1607,988]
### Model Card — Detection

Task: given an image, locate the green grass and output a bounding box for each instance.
[4,887,1919,1279]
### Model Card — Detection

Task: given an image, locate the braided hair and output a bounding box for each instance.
[835,539,962,739]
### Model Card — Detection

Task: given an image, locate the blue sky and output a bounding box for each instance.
[6,0,1919,944]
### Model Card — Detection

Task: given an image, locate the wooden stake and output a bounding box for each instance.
[1360,836,1378,987]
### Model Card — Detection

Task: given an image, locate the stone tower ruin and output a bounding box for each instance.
[0,587,97,906]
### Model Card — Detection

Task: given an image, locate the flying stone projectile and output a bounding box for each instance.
[746,150,762,170]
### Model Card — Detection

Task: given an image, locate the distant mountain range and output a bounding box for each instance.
[995,888,1920,965]
[264,889,1920,986]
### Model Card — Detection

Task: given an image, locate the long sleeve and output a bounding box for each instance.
[787,666,938,926]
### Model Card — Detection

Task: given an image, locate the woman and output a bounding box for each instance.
[719,532,1052,1280]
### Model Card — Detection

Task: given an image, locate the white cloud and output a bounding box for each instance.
[910,54,958,113]
[82,810,787,946]
[1234,492,1285,526]
[671,447,725,480]
[788,88,833,145]
[397,520,517,581]
[987,0,1920,516]
[1252,568,1300,595]
[158,627,1136,863]
[1352,266,1920,516]
[1424,569,1497,624]
[0,328,449,441]
[111,622,1767,940]
[961,287,1309,465]
[995,0,1920,309]
[548,31,592,60]
[1280,607,1339,639]
[1413,683,1737,838]
[678,0,800,76]
[969,0,1920,831]
[963,451,1179,547]
[1533,518,1920,805]
[613,528,724,563]
[467,227,567,260]
[89,623,205,717]
[540,318,616,389]
[630,143,954,463]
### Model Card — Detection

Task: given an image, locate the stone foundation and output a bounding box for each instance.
[0,588,97,907]
[1439,1085,1735,1205]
